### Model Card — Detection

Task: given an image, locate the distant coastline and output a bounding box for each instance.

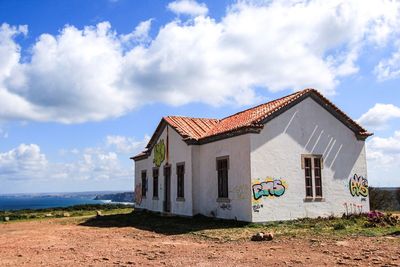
[0,191,134,211]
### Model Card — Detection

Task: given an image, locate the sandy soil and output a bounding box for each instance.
[0,218,399,267]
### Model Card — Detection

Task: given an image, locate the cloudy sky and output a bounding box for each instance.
[0,0,399,194]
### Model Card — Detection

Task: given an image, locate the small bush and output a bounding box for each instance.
[364,211,399,228]
[333,222,346,230]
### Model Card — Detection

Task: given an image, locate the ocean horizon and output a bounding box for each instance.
[0,192,124,211]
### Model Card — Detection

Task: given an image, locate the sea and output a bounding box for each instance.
[0,194,110,211]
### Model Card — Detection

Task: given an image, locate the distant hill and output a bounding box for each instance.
[94,192,134,203]
[369,187,400,211]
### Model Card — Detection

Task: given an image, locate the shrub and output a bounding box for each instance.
[333,222,346,230]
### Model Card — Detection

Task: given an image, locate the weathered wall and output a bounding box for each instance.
[134,125,193,216]
[250,97,369,222]
[193,134,252,222]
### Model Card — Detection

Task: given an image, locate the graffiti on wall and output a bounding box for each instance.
[135,183,142,205]
[252,178,287,200]
[153,139,165,167]
[349,174,368,197]
[219,203,232,210]
[252,204,263,213]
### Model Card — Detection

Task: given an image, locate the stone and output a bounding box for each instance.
[4,217,10,222]
[45,213,53,217]
[251,232,265,241]
[63,212,70,217]
[96,211,102,217]
[251,232,273,241]
[264,232,274,241]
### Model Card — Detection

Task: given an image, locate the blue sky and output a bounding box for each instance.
[0,0,399,194]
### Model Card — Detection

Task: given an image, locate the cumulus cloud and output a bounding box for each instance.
[167,0,208,16]
[0,144,48,179]
[358,103,400,130]
[106,134,150,154]
[367,131,400,186]
[0,135,147,181]
[1,0,400,123]
[375,48,400,81]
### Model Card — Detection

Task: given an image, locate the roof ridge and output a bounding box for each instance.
[165,115,219,121]
[218,88,312,121]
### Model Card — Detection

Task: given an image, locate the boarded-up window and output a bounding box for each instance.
[153,168,159,198]
[177,163,185,198]
[141,170,147,198]
[217,157,229,199]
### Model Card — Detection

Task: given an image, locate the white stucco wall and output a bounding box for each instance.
[250,97,369,222]
[134,125,193,216]
[193,134,252,222]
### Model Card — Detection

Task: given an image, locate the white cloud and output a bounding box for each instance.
[167,0,208,16]
[375,48,400,81]
[358,103,400,130]
[120,19,153,45]
[0,135,147,182]
[1,0,400,123]
[106,134,150,154]
[0,144,48,179]
[367,131,400,186]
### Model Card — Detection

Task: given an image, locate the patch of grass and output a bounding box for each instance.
[79,210,400,241]
[0,204,133,223]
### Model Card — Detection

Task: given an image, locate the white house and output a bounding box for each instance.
[131,89,372,222]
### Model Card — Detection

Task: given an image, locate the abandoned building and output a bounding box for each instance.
[131,88,372,222]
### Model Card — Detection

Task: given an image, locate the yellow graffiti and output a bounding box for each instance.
[349,174,368,197]
[153,139,165,167]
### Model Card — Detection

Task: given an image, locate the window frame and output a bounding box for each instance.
[216,156,229,200]
[152,167,159,199]
[141,170,147,198]
[176,162,185,200]
[301,154,323,201]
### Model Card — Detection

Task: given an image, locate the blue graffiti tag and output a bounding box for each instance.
[252,179,286,200]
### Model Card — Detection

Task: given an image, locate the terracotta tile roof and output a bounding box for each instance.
[164,116,219,140]
[131,88,372,160]
[204,89,309,138]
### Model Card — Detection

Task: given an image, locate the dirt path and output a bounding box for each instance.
[0,218,399,266]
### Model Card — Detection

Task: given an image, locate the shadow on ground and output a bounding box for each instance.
[79,210,248,235]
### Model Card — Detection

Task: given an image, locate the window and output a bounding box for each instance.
[216,157,229,199]
[304,158,313,197]
[141,170,147,198]
[153,168,159,198]
[302,155,323,198]
[177,163,185,199]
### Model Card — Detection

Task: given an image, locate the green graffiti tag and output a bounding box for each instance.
[349,174,368,197]
[153,139,165,167]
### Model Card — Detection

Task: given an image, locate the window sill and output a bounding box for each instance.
[304,197,325,202]
[216,198,230,203]
[176,197,185,202]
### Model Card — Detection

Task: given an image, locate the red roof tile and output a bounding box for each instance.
[131,88,372,160]
[164,116,219,140]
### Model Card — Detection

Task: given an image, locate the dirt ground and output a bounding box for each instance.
[0,217,399,267]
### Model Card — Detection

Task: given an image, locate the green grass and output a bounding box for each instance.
[0,204,133,223]
[2,207,399,241]
[80,210,400,241]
